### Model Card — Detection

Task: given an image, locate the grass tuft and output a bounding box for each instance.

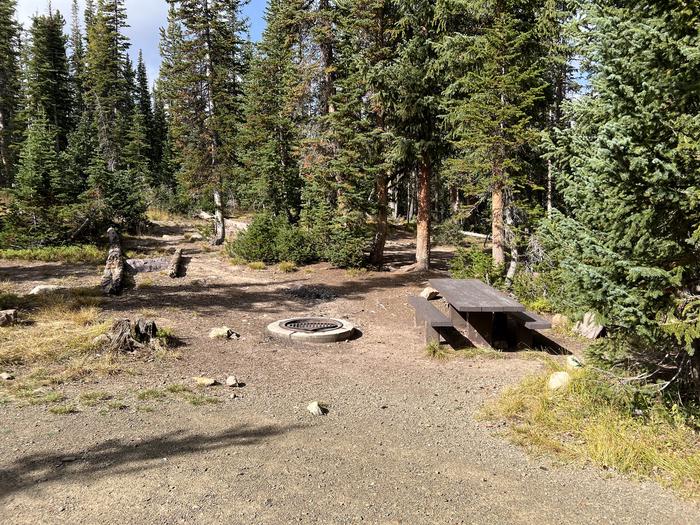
[483,367,700,497]
[247,261,266,271]
[49,404,78,415]
[278,261,298,273]
[137,388,166,401]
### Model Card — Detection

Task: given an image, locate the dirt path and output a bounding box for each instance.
[1,224,698,524]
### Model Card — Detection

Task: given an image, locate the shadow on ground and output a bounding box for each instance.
[0,423,302,501]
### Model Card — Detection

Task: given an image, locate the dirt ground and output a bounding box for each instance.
[1,222,698,524]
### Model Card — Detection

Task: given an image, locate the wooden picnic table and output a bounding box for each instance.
[429,278,526,348]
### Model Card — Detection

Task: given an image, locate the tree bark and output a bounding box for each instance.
[415,157,431,271]
[212,189,225,245]
[101,227,126,295]
[169,248,183,278]
[492,179,506,266]
[370,171,389,266]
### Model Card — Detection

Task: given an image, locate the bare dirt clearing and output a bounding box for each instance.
[0,222,698,524]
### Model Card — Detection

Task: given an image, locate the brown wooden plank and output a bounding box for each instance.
[408,297,453,328]
[429,279,525,313]
[511,310,552,330]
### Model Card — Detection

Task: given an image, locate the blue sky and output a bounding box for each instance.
[16,0,267,83]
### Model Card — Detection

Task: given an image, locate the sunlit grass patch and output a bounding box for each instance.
[425,341,507,361]
[137,388,166,401]
[183,393,221,406]
[483,366,700,497]
[79,391,113,407]
[49,404,78,415]
[166,383,191,394]
[0,245,104,264]
[278,261,298,273]
[247,261,266,271]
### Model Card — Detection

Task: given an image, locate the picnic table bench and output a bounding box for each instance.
[408,279,551,349]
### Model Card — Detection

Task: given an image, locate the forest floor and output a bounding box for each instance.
[0,220,699,524]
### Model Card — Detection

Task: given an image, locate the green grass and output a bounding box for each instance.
[137,388,166,401]
[79,391,113,406]
[165,383,191,394]
[483,364,700,498]
[184,393,221,406]
[0,245,104,264]
[247,261,266,271]
[278,261,298,273]
[107,400,128,411]
[49,404,78,415]
[425,342,506,361]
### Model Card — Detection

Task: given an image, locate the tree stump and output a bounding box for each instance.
[169,248,183,278]
[101,227,126,295]
[134,319,158,343]
[106,319,142,353]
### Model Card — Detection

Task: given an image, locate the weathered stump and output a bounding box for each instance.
[106,319,142,353]
[101,227,126,295]
[134,319,158,343]
[169,248,183,278]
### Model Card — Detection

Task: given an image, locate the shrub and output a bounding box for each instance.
[449,247,504,286]
[433,220,464,246]
[227,212,280,263]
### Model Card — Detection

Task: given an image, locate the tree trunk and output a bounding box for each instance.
[415,157,431,271]
[370,171,389,266]
[169,248,183,278]
[101,227,126,295]
[492,180,505,266]
[212,189,225,245]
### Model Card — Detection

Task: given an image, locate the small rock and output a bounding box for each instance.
[307,401,326,417]
[189,233,204,241]
[566,355,583,369]
[0,309,18,327]
[29,284,65,296]
[1,372,15,381]
[547,371,571,391]
[574,312,605,339]
[60,456,77,463]
[420,287,440,300]
[208,327,240,340]
[193,377,217,387]
[551,314,570,329]
[226,375,240,388]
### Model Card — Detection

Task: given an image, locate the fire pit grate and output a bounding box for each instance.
[281,318,344,333]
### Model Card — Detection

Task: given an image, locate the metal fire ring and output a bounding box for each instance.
[281,318,343,333]
[267,317,356,343]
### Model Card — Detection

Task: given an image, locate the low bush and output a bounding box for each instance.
[433,220,465,246]
[227,211,368,268]
[449,247,504,286]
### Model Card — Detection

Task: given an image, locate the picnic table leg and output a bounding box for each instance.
[449,306,493,348]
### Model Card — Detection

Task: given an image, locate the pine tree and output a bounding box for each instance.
[238,0,303,218]
[85,0,130,171]
[0,0,21,186]
[387,0,445,271]
[26,10,73,151]
[437,0,546,268]
[321,0,400,266]
[543,0,700,399]
[69,0,86,121]
[159,0,248,244]
[136,51,154,145]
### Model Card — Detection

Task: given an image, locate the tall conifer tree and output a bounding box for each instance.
[26,10,73,151]
[160,0,248,244]
[544,0,700,398]
[0,0,21,186]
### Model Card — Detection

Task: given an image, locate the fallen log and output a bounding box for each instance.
[101,228,126,295]
[169,248,183,278]
[126,257,170,274]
